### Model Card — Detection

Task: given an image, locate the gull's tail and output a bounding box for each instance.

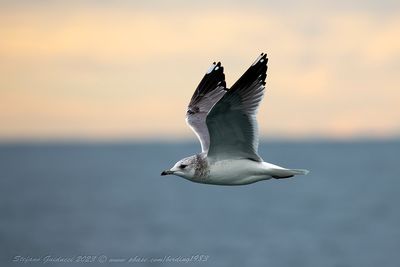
[269,168,310,179]
[288,169,309,175]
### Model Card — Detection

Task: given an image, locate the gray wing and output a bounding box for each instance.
[186,62,227,153]
[206,53,268,161]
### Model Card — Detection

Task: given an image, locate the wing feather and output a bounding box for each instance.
[186,62,227,152]
[206,53,268,161]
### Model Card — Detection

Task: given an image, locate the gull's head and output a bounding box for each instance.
[161,156,196,179]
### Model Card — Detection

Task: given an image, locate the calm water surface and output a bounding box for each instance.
[1,141,399,267]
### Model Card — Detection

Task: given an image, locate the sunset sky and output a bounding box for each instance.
[1,1,399,140]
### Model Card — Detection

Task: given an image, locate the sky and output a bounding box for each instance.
[0,0,399,140]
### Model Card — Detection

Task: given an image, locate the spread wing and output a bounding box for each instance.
[186,62,227,153]
[206,53,268,162]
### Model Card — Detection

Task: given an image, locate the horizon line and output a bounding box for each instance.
[0,135,399,145]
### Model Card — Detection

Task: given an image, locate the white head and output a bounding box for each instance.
[161,156,197,179]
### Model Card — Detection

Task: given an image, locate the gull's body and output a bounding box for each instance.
[162,53,309,185]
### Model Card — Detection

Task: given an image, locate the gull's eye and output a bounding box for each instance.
[179,164,188,169]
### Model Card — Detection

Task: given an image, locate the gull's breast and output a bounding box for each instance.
[207,159,271,185]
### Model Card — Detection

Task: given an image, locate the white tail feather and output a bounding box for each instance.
[288,169,309,175]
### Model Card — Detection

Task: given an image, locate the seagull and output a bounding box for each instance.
[161,53,309,185]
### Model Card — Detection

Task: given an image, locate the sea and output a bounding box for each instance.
[1,140,399,267]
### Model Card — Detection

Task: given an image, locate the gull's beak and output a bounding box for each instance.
[161,170,174,176]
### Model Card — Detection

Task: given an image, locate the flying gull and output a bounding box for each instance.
[161,53,309,185]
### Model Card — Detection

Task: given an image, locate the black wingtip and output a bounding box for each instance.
[259,52,267,58]
[189,60,226,106]
[228,53,268,92]
[252,53,268,67]
[205,61,223,75]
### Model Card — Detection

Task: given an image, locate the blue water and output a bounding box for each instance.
[1,141,399,267]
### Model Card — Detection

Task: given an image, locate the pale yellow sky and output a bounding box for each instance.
[0,1,399,140]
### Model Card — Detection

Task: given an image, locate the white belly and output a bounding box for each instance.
[206,159,284,185]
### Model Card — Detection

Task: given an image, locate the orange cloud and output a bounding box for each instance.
[0,7,399,140]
